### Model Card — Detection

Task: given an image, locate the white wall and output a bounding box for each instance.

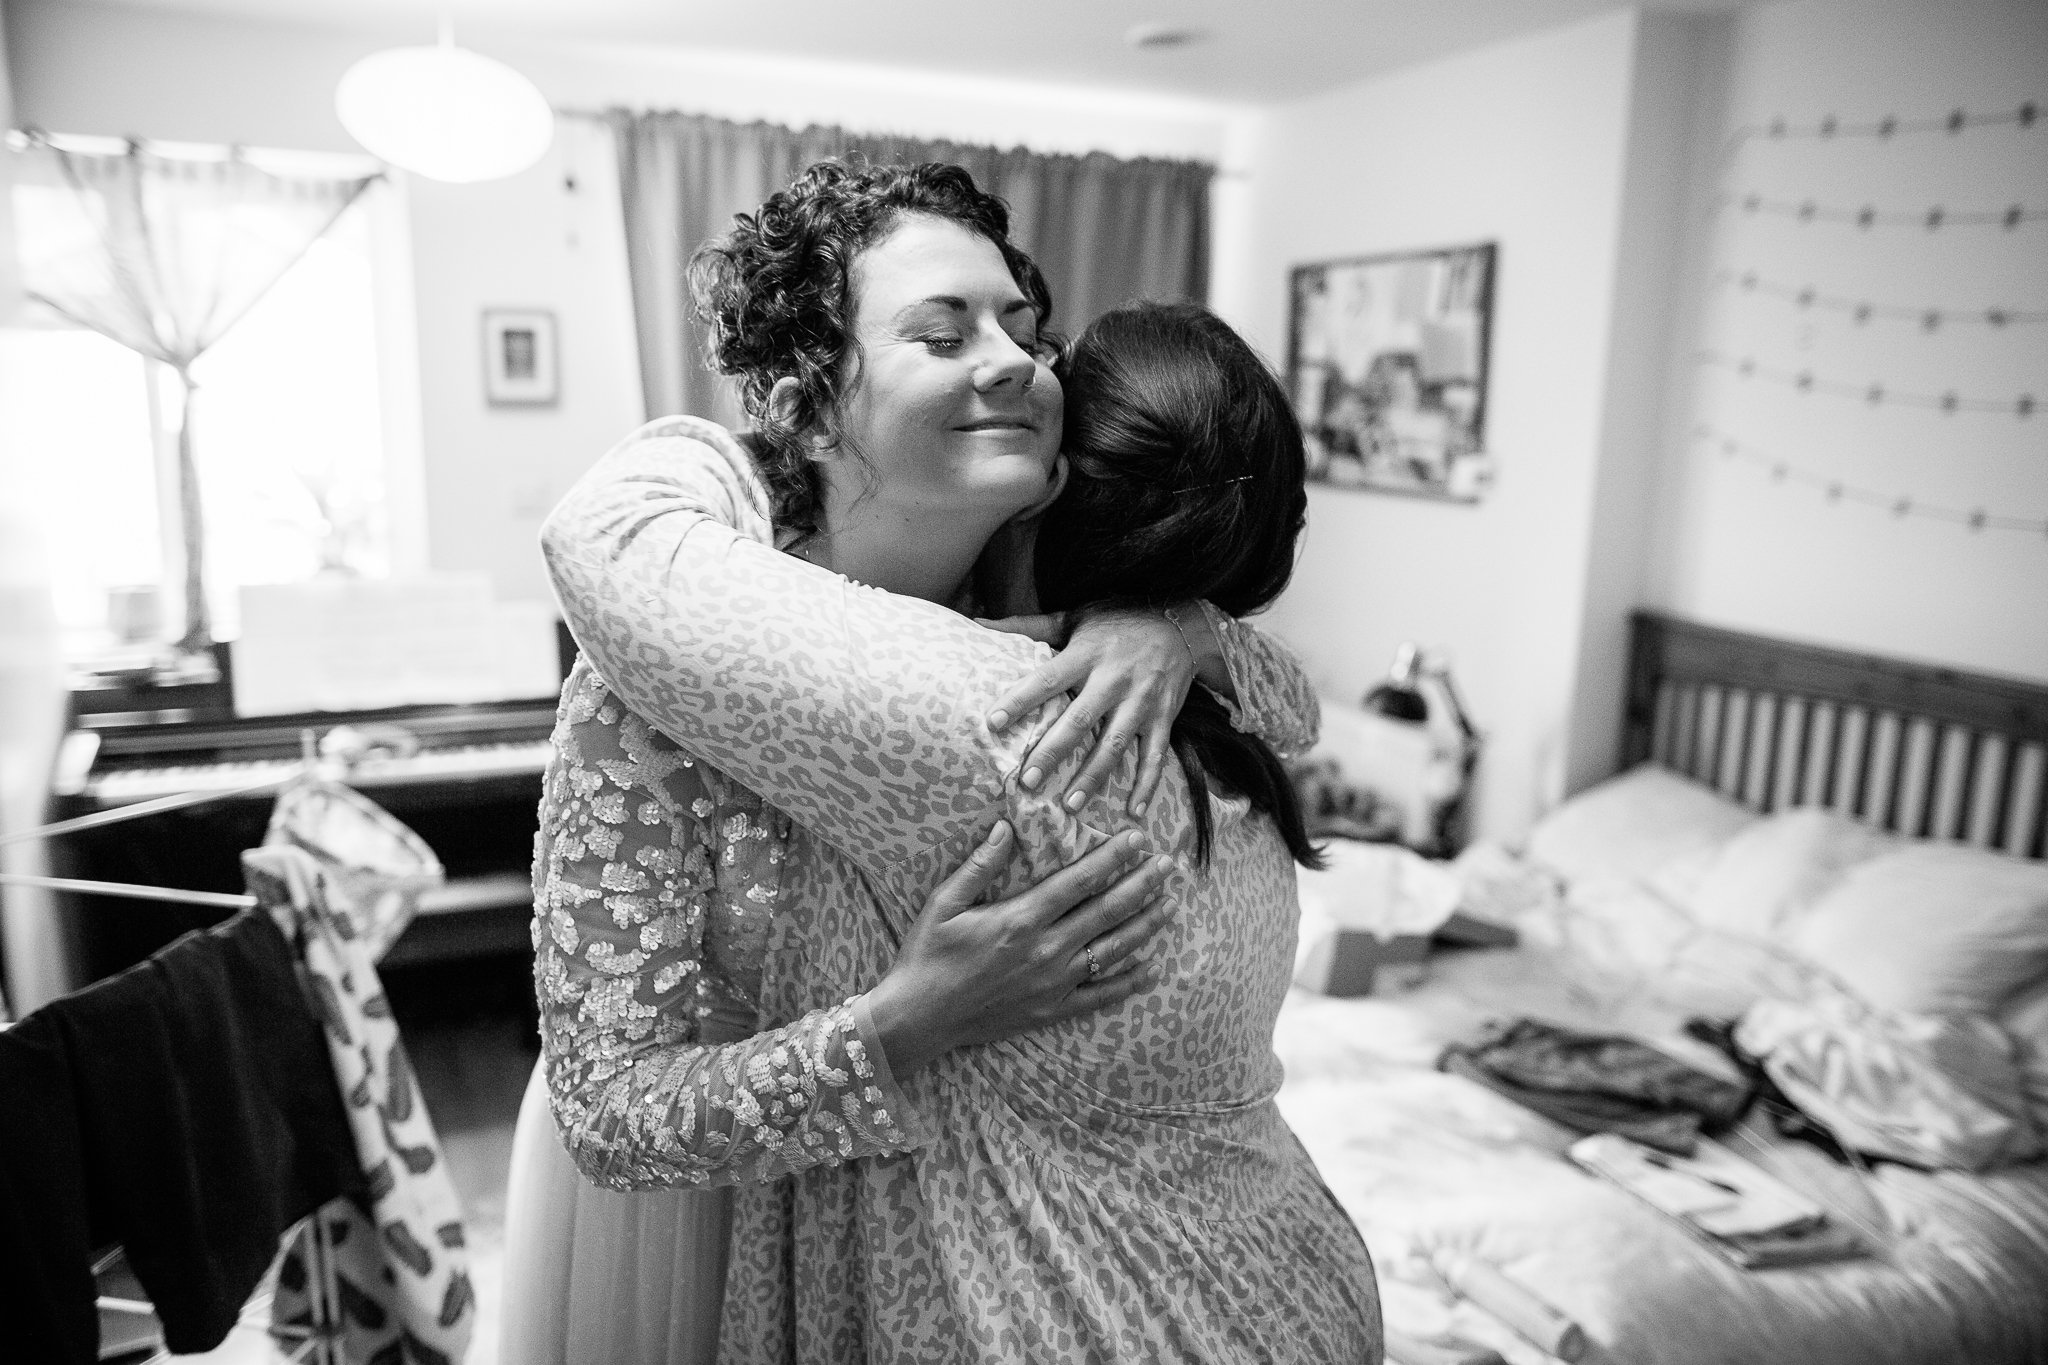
[1647,0,2048,683]
[5,0,1236,602]
[1213,9,1699,839]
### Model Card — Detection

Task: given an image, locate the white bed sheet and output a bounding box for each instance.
[1274,895,2048,1365]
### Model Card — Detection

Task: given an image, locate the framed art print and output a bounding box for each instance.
[483,308,559,407]
[1287,243,1497,502]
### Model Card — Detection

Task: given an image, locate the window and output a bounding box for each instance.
[0,173,415,661]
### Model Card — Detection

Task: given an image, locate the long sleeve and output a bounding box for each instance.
[533,665,924,1191]
[542,417,1045,880]
[1198,601,1321,760]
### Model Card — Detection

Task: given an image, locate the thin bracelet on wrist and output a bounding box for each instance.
[1160,604,1199,667]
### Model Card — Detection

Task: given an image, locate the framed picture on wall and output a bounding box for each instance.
[483,308,559,406]
[1286,243,1497,502]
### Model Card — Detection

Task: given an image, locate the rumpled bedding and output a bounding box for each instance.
[1274,868,2048,1365]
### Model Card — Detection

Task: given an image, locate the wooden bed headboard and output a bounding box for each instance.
[1621,611,2048,860]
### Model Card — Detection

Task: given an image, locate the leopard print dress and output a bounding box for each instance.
[540,418,1382,1364]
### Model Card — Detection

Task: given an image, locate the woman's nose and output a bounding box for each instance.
[973,332,1039,392]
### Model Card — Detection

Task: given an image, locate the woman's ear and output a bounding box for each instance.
[1007,453,1069,525]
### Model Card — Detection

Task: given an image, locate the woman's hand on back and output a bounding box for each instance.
[980,606,1222,817]
[865,822,1176,1077]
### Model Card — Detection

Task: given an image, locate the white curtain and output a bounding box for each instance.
[9,132,379,652]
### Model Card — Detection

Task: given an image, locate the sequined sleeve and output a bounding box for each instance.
[533,666,925,1192]
[1198,600,1321,760]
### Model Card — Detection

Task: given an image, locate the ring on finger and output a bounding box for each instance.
[1084,943,1102,980]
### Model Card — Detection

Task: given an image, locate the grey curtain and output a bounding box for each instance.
[607,110,1212,425]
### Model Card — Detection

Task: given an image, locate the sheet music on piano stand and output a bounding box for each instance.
[234,575,561,716]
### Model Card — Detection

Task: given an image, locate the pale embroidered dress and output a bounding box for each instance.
[500,417,1326,1364]
[539,417,1381,1364]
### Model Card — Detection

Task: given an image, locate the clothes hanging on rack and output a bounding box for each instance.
[250,843,475,1365]
[0,904,362,1365]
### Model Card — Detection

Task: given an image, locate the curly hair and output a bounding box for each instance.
[688,160,1055,535]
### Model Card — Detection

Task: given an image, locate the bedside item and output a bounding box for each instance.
[1568,1133,1862,1270]
[1298,645,1480,855]
[1383,1326,1507,1365]
[1432,1251,1586,1362]
[1295,841,1461,995]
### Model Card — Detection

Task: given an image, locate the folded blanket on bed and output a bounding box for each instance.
[1438,1018,1753,1155]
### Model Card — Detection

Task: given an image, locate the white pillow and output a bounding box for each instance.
[1786,844,2048,1016]
[2000,975,2048,1130]
[1524,764,1755,884]
[1683,807,1896,941]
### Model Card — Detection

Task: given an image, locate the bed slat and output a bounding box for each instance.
[1966,735,2010,848]
[1697,687,1726,787]
[1832,708,1870,817]
[1801,702,1836,808]
[1744,692,1779,810]
[1894,718,1936,838]
[1718,689,1751,799]
[2008,744,2047,859]
[1928,726,1972,842]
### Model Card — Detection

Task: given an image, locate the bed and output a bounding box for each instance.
[1274,610,2048,1365]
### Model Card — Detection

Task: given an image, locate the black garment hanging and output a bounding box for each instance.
[0,906,362,1364]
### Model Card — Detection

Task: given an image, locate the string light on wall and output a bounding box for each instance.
[1731,100,2040,143]
[1712,193,2044,229]
[1693,426,2048,537]
[1711,270,2048,329]
[1695,352,2036,416]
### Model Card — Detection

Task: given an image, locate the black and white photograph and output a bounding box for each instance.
[1,2,2043,1363]
[483,309,558,406]
[1290,243,1497,501]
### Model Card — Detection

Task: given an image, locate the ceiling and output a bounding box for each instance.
[61,0,1752,105]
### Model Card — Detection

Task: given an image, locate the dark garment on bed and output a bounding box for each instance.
[1438,1017,1753,1155]
[0,907,361,1364]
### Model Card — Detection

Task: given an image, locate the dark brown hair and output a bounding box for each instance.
[689,160,1054,534]
[1036,302,1320,869]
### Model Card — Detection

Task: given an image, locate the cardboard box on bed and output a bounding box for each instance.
[1318,929,1431,996]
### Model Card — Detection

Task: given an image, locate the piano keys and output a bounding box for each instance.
[47,640,568,986]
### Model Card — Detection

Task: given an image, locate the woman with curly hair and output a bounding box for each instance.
[499,161,1347,1364]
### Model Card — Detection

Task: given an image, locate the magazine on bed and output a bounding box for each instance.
[1568,1133,1864,1269]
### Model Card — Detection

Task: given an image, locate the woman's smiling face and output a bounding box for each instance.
[826,214,1064,521]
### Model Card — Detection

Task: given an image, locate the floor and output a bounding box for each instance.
[153,954,538,1365]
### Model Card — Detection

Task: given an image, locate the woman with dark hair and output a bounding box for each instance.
[542,292,1380,1361]
[501,160,1332,1364]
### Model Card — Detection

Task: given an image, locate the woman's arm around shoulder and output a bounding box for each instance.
[540,418,1040,881]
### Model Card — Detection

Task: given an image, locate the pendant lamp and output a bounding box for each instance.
[336,24,554,184]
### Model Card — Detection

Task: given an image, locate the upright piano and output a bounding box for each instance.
[46,639,569,985]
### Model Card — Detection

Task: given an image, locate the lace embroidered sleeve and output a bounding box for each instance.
[534,666,924,1191]
[1195,600,1322,760]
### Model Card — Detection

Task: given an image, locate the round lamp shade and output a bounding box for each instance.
[336,45,554,184]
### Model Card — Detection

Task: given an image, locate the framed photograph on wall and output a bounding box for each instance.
[483,308,559,407]
[1286,243,1497,502]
